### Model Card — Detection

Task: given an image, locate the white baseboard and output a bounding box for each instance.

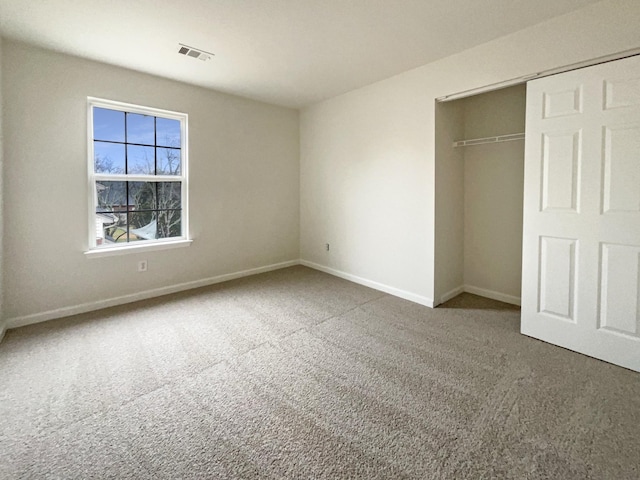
[439,285,465,305]
[300,260,434,308]
[3,260,520,333]
[6,260,300,330]
[463,285,521,306]
[437,284,521,307]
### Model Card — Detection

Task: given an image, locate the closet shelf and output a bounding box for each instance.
[453,132,525,148]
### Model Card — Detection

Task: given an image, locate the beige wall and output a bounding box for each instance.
[2,40,299,324]
[300,0,640,305]
[462,85,526,304]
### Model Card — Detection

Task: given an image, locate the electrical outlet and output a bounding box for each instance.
[138,260,148,272]
[325,243,330,251]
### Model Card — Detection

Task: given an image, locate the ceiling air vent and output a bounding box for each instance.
[178,43,213,61]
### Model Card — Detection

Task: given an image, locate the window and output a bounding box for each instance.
[87,98,189,253]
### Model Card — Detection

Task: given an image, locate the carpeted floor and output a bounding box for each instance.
[1,266,638,479]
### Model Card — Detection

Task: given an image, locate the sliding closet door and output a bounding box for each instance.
[521,55,640,372]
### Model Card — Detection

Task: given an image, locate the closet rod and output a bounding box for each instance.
[453,132,524,148]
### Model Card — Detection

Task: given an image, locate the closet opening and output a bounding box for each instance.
[434,84,526,309]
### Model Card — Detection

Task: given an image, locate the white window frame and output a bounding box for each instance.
[85,97,190,257]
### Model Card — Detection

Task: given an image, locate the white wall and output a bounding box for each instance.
[0,36,5,339]
[433,85,525,306]
[434,101,465,304]
[300,0,640,305]
[299,74,435,305]
[462,85,526,304]
[2,40,300,325]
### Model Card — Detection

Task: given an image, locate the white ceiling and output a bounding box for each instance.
[0,0,601,108]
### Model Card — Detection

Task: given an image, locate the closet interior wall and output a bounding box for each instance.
[434,85,526,306]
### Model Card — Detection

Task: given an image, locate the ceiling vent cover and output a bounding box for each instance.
[178,44,213,61]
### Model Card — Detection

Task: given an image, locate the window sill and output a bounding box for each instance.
[84,239,193,258]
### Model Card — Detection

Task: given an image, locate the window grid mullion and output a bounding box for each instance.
[154,116,158,175]
[93,138,180,150]
[124,112,129,174]
[124,113,130,243]
[128,208,182,213]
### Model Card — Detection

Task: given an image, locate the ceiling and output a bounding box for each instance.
[0,0,601,108]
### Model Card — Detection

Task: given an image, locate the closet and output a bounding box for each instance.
[434,84,526,307]
[434,54,640,372]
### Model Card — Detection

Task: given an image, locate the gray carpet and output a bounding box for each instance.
[1,266,638,479]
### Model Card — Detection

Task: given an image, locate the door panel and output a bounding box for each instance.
[522,55,640,372]
[538,236,577,321]
[604,76,640,109]
[599,243,640,337]
[541,130,581,212]
[543,86,583,118]
[602,124,640,213]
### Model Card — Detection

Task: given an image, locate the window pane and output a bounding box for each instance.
[157,147,181,175]
[127,145,155,174]
[96,181,126,212]
[126,113,155,145]
[95,212,121,246]
[129,212,157,241]
[105,223,129,243]
[157,210,182,239]
[158,182,181,209]
[94,141,125,173]
[93,107,125,142]
[129,182,156,211]
[156,117,181,147]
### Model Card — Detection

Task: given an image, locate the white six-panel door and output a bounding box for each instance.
[521,55,640,372]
